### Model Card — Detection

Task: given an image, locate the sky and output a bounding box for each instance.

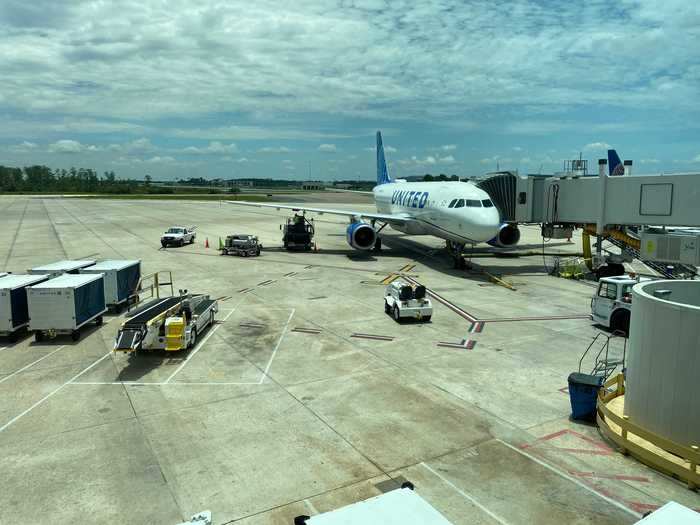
[0,0,699,181]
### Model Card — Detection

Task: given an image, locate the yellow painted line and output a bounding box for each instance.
[380,274,399,285]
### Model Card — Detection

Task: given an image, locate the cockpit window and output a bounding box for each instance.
[466,199,482,207]
[454,199,465,208]
[482,199,494,207]
[448,199,457,208]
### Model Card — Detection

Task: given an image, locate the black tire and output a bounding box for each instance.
[384,300,391,314]
[161,242,167,248]
[188,328,197,349]
[71,330,81,342]
[256,247,261,256]
[35,331,43,343]
[190,237,194,244]
[210,311,215,327]
[242,251,248,257]
[373,237,382,252]
[95,316,103,326]
[179,239,185,247]
[422,315,432,322]
[393,305,401,322]
[8,331,18,343]
[611,310,630,336]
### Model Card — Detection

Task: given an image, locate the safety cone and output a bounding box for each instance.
[205,237,210,248]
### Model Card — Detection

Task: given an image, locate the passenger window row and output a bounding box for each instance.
[447,198,494,208]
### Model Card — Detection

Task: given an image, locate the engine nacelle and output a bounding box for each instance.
[346,222,377,250]
[487,223,521,248]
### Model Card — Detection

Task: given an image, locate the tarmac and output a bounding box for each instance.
[0,194,698,524]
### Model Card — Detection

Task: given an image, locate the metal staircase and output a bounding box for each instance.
[579,331,627,382]
[604,235,697,279]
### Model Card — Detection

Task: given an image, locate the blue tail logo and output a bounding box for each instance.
[608,149,624,176]
[376,131,392,185]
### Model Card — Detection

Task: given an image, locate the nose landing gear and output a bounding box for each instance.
[446,240,468,270]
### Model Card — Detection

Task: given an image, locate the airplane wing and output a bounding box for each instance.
[224,200,411,225]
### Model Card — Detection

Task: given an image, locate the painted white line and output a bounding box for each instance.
[70,381,261,386]
[163,302,241,384]
[305,498,319,515]
[495,439,640,518]
[0,345,66,385]
[0,352,111,433]
[259,308,295,383]
[421,462,510,525]
[0,346,7,353]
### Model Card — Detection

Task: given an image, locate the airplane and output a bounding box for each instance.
[226,131,520,268]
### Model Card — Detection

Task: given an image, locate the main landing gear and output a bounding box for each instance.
[446,240,467,269]
[371,220,387,253]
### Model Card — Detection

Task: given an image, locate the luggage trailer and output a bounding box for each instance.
[114,293,218,353]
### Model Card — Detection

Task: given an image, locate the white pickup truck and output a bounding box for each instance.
[161,226,196,248]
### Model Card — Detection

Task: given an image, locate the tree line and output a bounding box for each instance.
[0,165,170,194]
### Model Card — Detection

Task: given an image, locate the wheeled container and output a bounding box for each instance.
[282,214,315,250]
[81,260,141,311]
[28,273,107,342]
[0,274,50,341]
[28,260,96,279]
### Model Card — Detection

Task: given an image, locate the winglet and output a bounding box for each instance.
[608,149,624,176]
[376,131,392,185]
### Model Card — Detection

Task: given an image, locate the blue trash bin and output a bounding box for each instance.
[568,373,603,420]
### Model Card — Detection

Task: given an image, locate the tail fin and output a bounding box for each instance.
[376,131,392,185]
[608,149,624,176]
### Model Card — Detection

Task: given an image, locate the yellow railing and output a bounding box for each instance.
[129,271,174,310]
[597,373,700,489]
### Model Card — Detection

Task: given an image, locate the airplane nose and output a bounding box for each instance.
[472,209,501,241]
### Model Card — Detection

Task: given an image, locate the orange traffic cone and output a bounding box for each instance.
[205,237,210,248]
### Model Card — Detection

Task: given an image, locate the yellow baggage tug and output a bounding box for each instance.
[114,292,217,353]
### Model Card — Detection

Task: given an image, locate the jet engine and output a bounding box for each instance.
[346,222,377,250]
[487,223,521,248]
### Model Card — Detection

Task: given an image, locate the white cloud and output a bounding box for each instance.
[48,139,100,153]
[258,146,293,153]
[145,156,175,164]
[318,143,337,153]
[691,154,700,163]
[583,142,612,151]
[7,141,38,153]
[182,141,237,155]
[512,146,523,152]
[640,158,660,164]
[439,145,456,151]
[398,154,455,167]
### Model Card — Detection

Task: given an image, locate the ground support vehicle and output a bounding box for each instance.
[161,226,196,248]
[384,280,433,322]
[0,274,50,342]
[28,273,107,342]
[282,214,315,251]
[591,275,650,335]
[114,293,218,352]
[220,234,262,257]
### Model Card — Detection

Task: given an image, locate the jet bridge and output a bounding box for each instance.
[478,161,700,274]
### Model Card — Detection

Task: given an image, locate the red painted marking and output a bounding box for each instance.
[479,314,591,322]
[558,386,569,395]
[521,429,614,456]
[568,471,650,483]
[351,333,394,341]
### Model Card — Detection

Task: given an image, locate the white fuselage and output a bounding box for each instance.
[373,181,501,244]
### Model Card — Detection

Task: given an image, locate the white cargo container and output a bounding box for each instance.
[81,260,141,310]
[0,274,50,341]
[28,273,107,341]
[28,260,96,279]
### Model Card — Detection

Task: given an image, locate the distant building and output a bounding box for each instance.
[301,181,325,191]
